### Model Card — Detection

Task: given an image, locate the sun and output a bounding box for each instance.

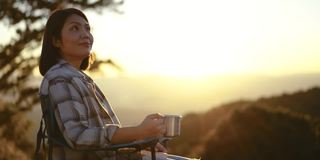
[135,53,247,79]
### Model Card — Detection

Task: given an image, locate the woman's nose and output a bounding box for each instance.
[80,29,91,40]
[81,31,89,39]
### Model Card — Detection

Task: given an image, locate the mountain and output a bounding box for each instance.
[167,87,320,160]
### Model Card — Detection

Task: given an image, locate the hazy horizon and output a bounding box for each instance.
[26,72,320,142]
[29,72,320,124]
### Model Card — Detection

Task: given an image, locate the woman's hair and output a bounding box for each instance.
[39,8,93,76]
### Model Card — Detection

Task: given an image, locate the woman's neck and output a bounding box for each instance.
[62,56,82,70]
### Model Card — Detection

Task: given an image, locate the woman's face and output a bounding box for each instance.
[56,14,93,61]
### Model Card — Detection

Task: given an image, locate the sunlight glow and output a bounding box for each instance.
[85,0,320,78]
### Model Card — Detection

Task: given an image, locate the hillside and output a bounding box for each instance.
[168,87,320,160]
[25,75,320,159]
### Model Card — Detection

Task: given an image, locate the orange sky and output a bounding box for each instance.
[84,0,320,78]
[0,0,319,78]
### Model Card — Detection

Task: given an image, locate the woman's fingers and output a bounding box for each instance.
[140,113,167,138]
[147,113,164,120]
[157,123,166,134]
[154,118,164,124]
[154,118,166,134]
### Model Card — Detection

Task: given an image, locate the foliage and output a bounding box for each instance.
[0,0,122,159]
[168,87,320,159]
[203,105,320,160]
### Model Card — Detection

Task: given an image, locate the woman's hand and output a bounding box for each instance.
[111,113,165,144]
[137,113,166,139]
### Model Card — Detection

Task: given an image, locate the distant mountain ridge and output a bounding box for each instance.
[256,87,320,118]
[168,87,320,160]
[26,73,320,159]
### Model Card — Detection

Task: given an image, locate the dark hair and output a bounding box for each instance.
[39,8,93,76]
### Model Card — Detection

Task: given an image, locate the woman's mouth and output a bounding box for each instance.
[79,42,91,48]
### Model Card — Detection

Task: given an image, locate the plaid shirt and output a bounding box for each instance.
[39,60,122,160]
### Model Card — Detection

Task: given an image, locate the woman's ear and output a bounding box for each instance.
[52,37,61,48]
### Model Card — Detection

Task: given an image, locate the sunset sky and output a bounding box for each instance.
[0,0,319,78]
[2,0,320,125]
[84,0,320,78]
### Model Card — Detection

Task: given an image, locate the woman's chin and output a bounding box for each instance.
[80,52,91,58]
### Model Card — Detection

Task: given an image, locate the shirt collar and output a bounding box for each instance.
[57,59,69,65]
[57,58,86,77]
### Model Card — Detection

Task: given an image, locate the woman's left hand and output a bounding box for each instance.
[155,142,167,153]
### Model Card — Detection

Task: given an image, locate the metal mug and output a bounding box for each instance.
[164,115,182,137]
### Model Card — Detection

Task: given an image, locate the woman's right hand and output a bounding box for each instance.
[137,113,166,139]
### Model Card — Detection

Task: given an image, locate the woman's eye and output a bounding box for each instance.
[85,26,91,31]
[71,26,79,31]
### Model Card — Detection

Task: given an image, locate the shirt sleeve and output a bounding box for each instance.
[48,77,120,149]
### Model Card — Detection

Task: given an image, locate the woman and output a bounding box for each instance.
[39,8,195,160]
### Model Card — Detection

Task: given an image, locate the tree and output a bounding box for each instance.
[0,0,123,159]
[202,105,320,160]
